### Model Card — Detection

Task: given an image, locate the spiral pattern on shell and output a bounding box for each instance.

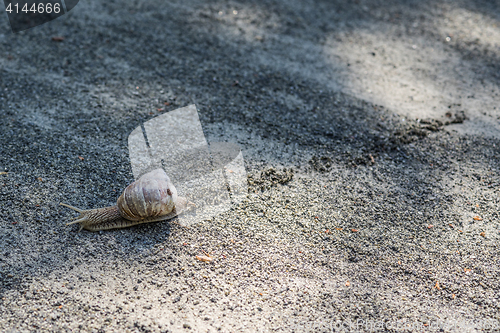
[117,169,178,221]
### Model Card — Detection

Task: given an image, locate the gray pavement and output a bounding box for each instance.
[0,0,499,332]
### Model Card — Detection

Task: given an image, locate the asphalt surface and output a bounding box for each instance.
[0,0,499,332]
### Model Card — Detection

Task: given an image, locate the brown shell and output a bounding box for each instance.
[117,169,178,221]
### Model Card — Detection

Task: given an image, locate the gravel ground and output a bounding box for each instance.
[0,0,499,332]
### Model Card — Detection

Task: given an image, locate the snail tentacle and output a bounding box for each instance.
[59,203,90,232]
[59,203,84,214]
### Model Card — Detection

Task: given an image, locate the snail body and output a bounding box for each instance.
[60,169,193,231]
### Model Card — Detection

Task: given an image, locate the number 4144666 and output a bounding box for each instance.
[5,2,61,14]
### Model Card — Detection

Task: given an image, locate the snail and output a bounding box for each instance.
[60,169,194,231]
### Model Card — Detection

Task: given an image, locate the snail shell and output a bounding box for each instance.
[60,169,194,231]
[117,169,178,221]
